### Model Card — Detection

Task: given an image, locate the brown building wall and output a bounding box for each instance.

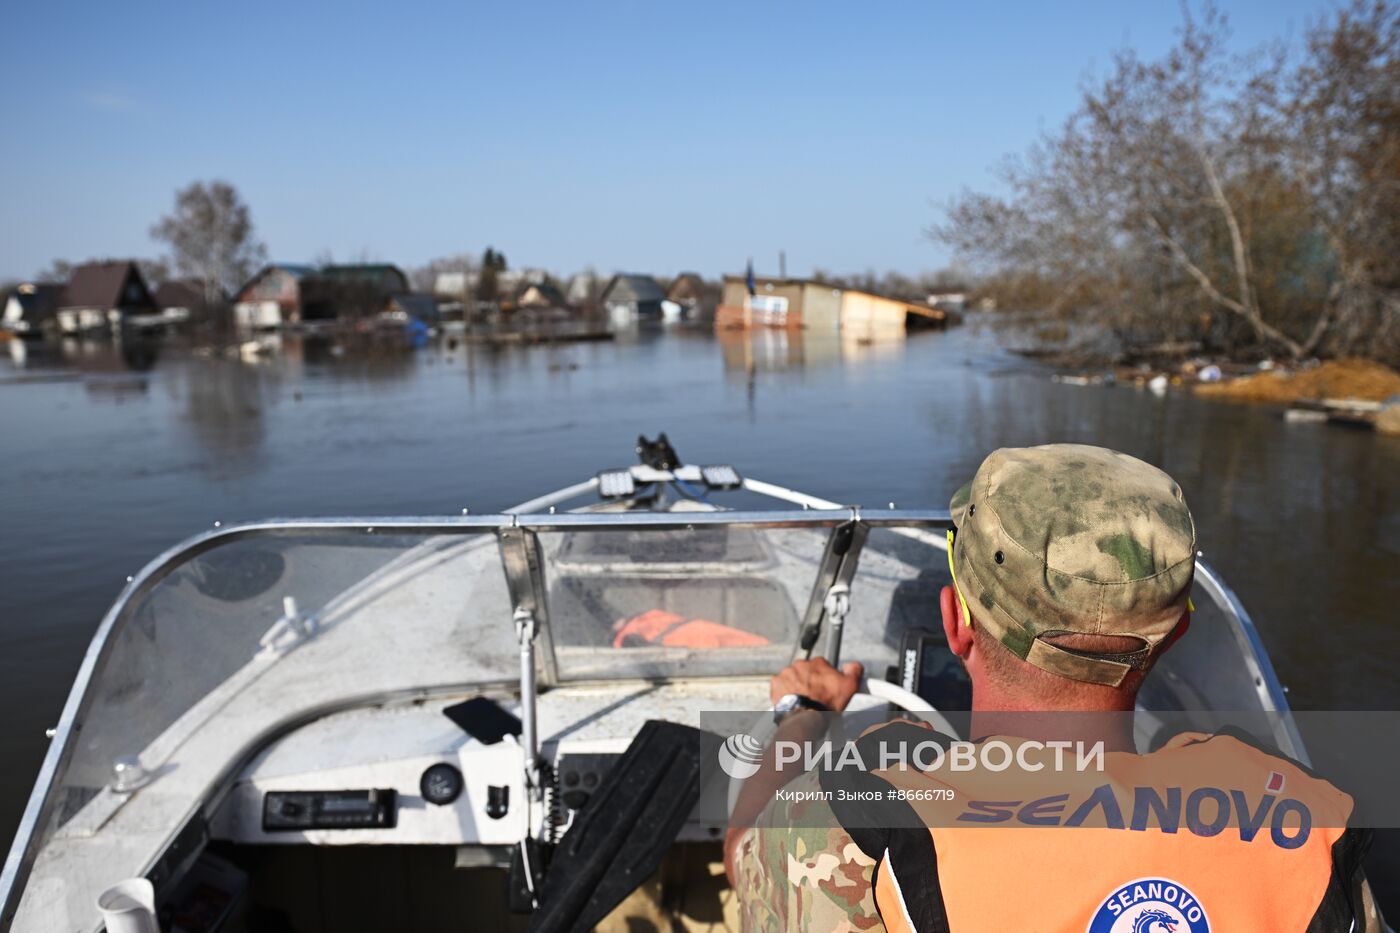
[799,282,843,332]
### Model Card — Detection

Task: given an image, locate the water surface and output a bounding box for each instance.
[2,319,1396,892]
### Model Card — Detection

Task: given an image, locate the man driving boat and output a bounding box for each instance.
[725,444,1382,932]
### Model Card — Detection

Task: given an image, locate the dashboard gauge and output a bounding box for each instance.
[420,763,464,806]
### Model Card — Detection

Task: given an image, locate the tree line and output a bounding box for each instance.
[933,1,1399,364]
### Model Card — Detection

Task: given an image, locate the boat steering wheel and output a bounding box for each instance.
[853,677,958,736]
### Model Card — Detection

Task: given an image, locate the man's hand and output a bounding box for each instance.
[769,658,864,712]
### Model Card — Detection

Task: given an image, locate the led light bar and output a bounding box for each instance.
[597,470,637,499]
[700,465,742,490]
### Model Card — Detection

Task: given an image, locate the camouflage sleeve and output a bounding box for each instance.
[731,772,883,932]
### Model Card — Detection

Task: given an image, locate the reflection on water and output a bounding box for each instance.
[0,320,1397,878]
[717,328,907,375]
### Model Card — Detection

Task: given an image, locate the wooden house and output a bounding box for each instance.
[717,274,944,335]
[665,273,720,319]
[57,261,156,334]
[516,280,567,309]
[600,274,665,322]
[2,283,63,336]
[233,264,317,329]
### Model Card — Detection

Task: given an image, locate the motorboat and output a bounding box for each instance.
[0,436,1309,932]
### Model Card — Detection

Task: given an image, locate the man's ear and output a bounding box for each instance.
[940,585,974,660]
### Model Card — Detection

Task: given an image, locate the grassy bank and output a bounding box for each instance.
[1195,358,1400,404]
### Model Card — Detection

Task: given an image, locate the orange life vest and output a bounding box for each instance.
[831,722,1365,933]
[611,609,769,649]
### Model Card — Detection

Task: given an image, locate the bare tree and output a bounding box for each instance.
[411,252,477,294]
[34,258,73,283]
[934,1,1400,363]
[1284,0,1400,356]
[137,258,171,289]
[151,181,267,306]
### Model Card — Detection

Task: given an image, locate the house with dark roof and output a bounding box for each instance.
[665,273,720,320]
[516,280,566,309]
[2,283,64,336]
[57,261,156,334]
[600,274,665,322]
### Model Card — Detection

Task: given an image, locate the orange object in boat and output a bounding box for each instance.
[612,609,769,649]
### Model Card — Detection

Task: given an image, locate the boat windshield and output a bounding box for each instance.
[538,524,827,679]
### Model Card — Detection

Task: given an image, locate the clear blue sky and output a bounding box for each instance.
[0,0,1337,283]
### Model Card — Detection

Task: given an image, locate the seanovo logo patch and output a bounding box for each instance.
[717,732,764,779]
[1087,877,1210,932]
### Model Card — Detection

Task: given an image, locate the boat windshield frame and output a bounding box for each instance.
[0,480,1298,930]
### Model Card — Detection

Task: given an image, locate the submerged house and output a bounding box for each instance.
[716,276,844,331]
[57,261,157,334]
[665,273,720,320]
[233,264,317,329]
[716,274,944,337]
[600,274,665,322]
[2,283,64,336]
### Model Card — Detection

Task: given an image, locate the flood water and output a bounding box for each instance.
[2,318,1398,897]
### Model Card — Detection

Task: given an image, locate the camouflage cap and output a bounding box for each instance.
[949,444,1196,686]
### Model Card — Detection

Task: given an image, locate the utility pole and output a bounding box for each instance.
[779,251,786,280]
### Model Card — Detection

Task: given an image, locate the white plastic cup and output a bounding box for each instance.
[96,878,158,933]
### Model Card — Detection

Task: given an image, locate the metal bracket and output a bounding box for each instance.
[795,515,869,663]
[255,596,319,660]
[514,607,540,791]
[822,582,852,667]
[498,526,557,803]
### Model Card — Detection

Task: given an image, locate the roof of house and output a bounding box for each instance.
[153,280,204,309]
[601,274,665,304]
[721,273,925,307]
[666,272,717,298]
[6,283,63,320]
[517,280,566,305]
[61,261,153,310]
[233,263,317,300]
[319,264,409,291]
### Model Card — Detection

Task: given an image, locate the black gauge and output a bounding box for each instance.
[420,763,464,806]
